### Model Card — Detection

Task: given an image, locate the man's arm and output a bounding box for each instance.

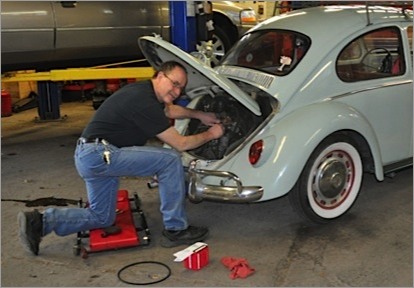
[165,104,220,126]
[157,125,223,152]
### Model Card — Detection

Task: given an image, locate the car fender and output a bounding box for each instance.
[227,101,384,201]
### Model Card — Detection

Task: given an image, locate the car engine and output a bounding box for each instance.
[185,92,265,160]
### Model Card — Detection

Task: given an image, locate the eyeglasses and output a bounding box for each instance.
[163,73,185,91]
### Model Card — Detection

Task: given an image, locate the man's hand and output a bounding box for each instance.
[158,124,224,152]
[165,105,220,127]
[199,112,221,126]
[207,123,225,139]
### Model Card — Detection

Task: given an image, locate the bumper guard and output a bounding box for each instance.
[187,160,263,203]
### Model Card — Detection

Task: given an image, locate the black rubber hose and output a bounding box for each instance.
[117,261,171,285]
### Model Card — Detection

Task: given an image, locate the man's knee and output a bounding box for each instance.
[164,149,182,165]
[92,210,116,228]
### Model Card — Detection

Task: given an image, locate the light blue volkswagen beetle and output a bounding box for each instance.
[139,4,413,223]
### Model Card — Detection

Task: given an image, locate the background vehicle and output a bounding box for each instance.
[1,1,257,72]
[139,4,413,223]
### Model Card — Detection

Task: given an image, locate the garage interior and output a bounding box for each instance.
[1,1,413,287]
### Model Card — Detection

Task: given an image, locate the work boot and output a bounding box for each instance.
[160,225,209,248]
[18,210,43,256]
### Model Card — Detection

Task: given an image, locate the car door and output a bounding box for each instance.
[52,1,167,62]
[1,1,55,68]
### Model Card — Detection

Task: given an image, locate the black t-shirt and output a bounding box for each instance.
[81,81,170,147]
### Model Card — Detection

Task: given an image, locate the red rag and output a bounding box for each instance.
[221,257,255,279]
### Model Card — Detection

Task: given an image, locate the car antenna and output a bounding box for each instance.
[401,4,411,20]
[365,2,372,26]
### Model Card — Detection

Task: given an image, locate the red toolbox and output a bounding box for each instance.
[74,190,150,258]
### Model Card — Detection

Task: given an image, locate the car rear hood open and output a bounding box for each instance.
[138,36,261,116]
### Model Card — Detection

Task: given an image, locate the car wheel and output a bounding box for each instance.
[200,27,231,67]
[289,136,363,223]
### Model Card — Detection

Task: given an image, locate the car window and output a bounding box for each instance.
[337,27,405,82]
[221,30,310,76]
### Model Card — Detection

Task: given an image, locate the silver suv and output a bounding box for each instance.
[1,1,257,72]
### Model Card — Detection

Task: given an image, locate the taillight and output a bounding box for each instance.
[249,140,263,165]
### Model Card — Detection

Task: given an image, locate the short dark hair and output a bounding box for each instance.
[153,61,187,78]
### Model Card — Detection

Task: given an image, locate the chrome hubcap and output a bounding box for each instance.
[312,150,354,209]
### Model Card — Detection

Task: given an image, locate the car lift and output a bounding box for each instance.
[1,2,210,257]
[1,1,210,122]
[1,66,155,121]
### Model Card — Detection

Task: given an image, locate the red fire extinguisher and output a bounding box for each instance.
[1,89,12,117]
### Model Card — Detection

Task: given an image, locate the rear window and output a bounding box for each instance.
[221,30,311,76]
[336,27,405,82]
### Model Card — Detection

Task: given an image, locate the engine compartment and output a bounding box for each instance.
[185,86,275,160]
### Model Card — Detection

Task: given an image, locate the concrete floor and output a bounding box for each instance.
[1,101,413,287]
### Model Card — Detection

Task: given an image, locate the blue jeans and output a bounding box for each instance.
[42,140,188,236]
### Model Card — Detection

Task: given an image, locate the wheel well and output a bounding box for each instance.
[212,13,238,44]
[328,130,375,174]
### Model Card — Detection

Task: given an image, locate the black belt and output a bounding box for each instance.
[78,137,105,144]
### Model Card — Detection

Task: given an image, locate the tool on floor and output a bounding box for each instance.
[174,242,209,271]
[73,189,151,258]
[117,261,171,285]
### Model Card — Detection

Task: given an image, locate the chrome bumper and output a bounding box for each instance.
[187,160,263,203]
